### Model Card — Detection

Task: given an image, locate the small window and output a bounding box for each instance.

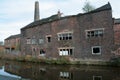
[40,49,45,56]
[92,46,101,55]
[46,36,51,43]
[93,76,102,80]
[59,48,73,56]
[39,39,44,44]
[47,37,51,42]
[58,32,73,41]
[31,39,37,44]
[86,29,104,38]
[26,38,31,44]
[69,49,73,55]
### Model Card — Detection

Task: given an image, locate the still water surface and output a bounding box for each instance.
[0,60,120,80]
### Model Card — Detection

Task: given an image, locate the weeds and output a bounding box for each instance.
[110,57,120,66]
[0,53,120,66]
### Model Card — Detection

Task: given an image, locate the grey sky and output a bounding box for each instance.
[0,0,120,41]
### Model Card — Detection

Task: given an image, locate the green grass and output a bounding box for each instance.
[109,57,120,66]
[0,53,120,66]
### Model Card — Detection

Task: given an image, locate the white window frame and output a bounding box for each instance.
[60,72,69,78]
[58,47,74,56]
[85,28,104,38]
[46,35,52,43]
[92,46,101,55]
[39,38,44,44]
[31,38,37,44]
[39,49,46,56]
[57,31,73,41]
[26,38,31,44]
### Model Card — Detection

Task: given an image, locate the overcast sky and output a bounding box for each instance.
[0,0,120,41]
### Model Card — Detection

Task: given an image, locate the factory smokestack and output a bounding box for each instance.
[34,1,40,21]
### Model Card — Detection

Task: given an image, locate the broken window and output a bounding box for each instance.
[58,32,72,40]
[92,46,101,55]
[86,29,104,38]
[39,39,44,44]
[31,39,37,44]
[40,49,45,56]
[46,35,51,43]
[59,48,73,56]
[26,38,31,44]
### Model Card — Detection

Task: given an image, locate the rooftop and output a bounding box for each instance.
[21,2,111,30]
[5,34,21,40]
[114,18,120,24]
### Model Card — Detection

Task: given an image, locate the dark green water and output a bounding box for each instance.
[0,60,120,80]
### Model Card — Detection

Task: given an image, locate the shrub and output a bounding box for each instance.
[110,57,120,66]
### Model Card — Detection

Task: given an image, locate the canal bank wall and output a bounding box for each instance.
[0,53,120,66]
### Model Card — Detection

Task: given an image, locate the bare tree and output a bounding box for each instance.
[82,1,95,13]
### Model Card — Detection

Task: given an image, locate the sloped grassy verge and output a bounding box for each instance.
[0,53,120,66]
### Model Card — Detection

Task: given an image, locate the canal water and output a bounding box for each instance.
[0,60,120,80]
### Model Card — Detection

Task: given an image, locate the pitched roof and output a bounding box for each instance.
[90,2,111,12]
[78,2,111,15]
[21,15,75,30]
[5,34,21,40]
[21,2,112,30]
[21,14,58,30]
[114,18,120,24]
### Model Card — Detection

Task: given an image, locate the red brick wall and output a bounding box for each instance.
[76,10,114,61]
[5,38,20,49]
[21,9,114,61]
[114,23,120,45]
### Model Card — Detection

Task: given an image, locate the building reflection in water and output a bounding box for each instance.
[93,76,102,80]
[59,71,73,80]
[2,61,120,80]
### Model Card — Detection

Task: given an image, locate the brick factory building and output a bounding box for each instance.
[20,1,117,61]
[4,34,21,54]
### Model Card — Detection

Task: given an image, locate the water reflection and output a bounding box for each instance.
[0,65,29,80]
[0,66,19,77]
[0,60,120,80]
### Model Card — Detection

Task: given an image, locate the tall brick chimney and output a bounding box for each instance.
[34,1,40,21]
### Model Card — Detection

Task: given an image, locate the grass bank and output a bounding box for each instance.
[0,53,120,66]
